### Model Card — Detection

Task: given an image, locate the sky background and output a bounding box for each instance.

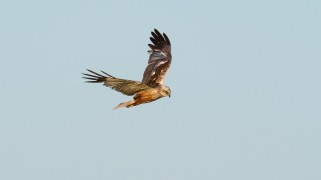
[1,0,321,180]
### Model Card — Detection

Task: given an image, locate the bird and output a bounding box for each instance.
[82,29,172,110]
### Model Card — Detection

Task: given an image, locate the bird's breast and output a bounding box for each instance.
[134,88,162,103]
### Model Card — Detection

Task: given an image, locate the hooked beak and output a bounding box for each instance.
[168,94,171,98]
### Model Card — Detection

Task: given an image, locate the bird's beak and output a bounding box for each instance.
[169,94,171,98]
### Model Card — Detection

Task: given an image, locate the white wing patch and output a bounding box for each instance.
[149,60,167,79]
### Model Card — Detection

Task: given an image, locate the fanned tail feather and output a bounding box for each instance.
[113,100,135,110]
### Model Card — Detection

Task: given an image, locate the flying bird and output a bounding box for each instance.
[82,29,172,110]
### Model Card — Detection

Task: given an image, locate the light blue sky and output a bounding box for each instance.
[1,0,321,179]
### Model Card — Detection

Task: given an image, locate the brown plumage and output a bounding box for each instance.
[82,29,172,109]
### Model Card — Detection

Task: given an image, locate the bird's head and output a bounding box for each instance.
[164,86,171,98]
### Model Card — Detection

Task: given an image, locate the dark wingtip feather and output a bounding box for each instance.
[163,33,171,46]
[151,32,158,39]
[85,81,100,83]
[82,73,99,78]
[149,29,170,50]
[154,29,165,42]
[154,29,160,35]
[82,69,114,83]
[86,69,104,77]
[82,77,98,80]
[153,29,159,35]
[100,70,115,78]
[148,44,155,49]
[150,37,159,46]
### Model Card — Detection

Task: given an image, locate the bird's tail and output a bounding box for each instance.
[113,100,135,110]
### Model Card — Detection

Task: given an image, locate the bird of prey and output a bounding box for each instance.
[82,29,172,110]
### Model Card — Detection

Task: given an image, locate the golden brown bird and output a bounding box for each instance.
[82,29,172,109]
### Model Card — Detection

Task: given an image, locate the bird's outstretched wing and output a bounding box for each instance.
[142,29,172,87]
[82,69,151,96]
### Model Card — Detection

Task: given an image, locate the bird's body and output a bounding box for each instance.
[82,29,172,109]
[115,88,162,110]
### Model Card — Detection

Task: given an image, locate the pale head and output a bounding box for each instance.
[164,85,171,98]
